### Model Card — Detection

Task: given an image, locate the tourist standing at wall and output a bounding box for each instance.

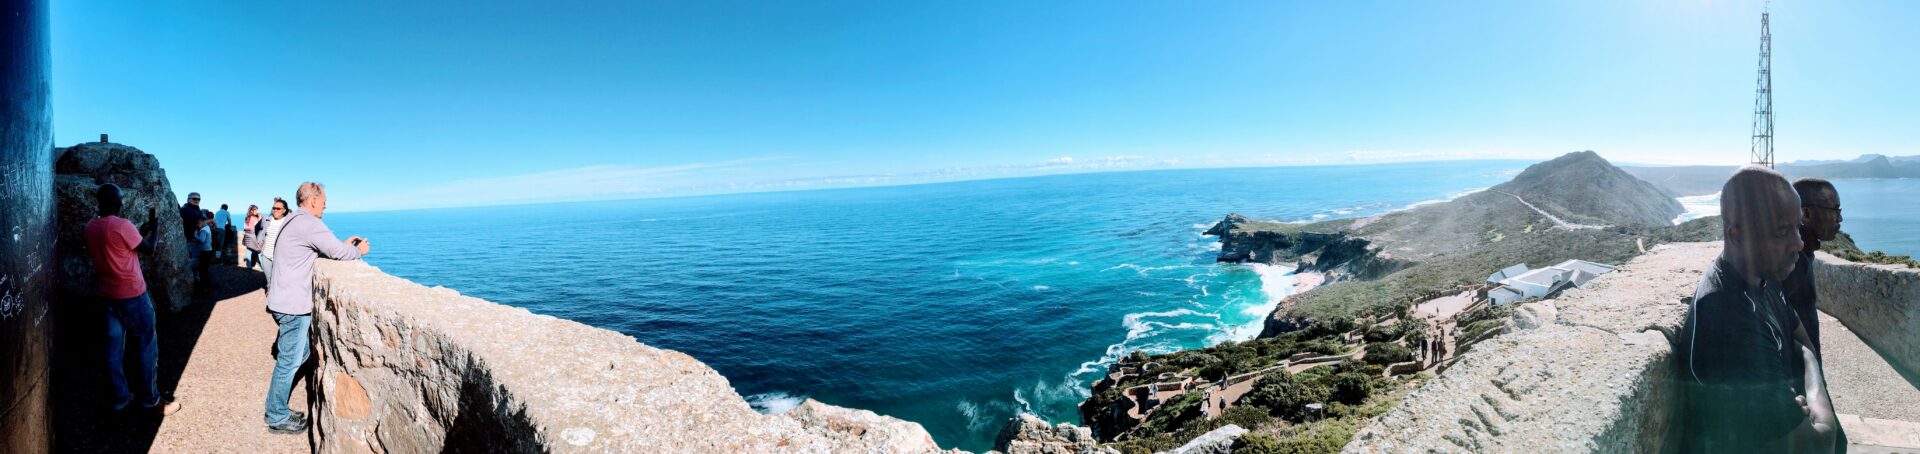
[197,210,215,294]
[84,184,184,416]
[214,203,231,263]
[243,204,261,269]
[1675,166,1838,452]
[261,182,369,434]
[1785,178,1842,358]
[243,197,291,284]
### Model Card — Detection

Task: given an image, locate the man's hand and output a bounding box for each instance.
[346,236,371,255]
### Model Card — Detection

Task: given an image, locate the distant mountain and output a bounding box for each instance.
[1488,151,1684,226]
[1624,154,1920,196]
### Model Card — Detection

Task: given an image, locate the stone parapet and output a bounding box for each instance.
[308,259,952,453]
[1814,252,1920,390]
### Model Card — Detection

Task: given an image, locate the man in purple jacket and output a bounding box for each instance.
[262,182,370,434]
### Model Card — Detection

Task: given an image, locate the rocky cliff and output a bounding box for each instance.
[50,142,193,310]
[307,259,957,453]
[990,413,1116,454]
[1203,213,1410,282]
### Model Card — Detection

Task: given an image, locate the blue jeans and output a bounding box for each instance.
[264,311,311,425]
[105,292,161,410]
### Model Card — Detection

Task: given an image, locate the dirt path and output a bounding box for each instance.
[1489,189,1608,230]
[53,264,311,453]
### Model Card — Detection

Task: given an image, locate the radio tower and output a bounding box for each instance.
[1750,5,1775,168]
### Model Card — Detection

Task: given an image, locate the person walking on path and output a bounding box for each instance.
[214,204,232,264]
[261,183,369,434]
[85,183,184,416]
[243,198,291,284]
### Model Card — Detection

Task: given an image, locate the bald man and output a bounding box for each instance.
[1784,178,1842,357]
[1675,166,1838,453]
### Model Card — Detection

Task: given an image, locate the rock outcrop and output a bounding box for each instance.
[308,259,955,453]
[1813,252,1920,390]
[1343,242,1714,452]
[991,413,1115,454]
[50,142,193,311]
[1204,213,1409,282]
[1163,424,1245,454]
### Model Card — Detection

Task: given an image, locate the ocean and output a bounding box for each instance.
[322,162,1912,451]
[1673,178,1920,257]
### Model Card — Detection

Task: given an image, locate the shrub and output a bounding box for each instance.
[1169,352,1223,369]
[1138,390,1208,437]
[1242,373,1330,423]
[1326,372,1374,405]
[1362,342,1412,365]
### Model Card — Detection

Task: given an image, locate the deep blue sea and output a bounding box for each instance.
[322,162,1913,451]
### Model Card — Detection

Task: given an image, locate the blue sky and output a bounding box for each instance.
[52,1,1920,212]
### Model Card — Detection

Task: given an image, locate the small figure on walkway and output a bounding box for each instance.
[244,198,292,284]
[194,211,214,294]
[243,204,261,269]
[214,203,232,264]
[1675,166,1839,452]
[85,183,184,416]
[261,183,369,434]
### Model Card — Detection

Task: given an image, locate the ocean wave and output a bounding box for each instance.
[1672,192,1721,225]
[1033,285,1051,291]
[746,391,806,415]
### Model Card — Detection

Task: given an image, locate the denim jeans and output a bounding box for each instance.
[264,311,310,425]
[105,292,161,410]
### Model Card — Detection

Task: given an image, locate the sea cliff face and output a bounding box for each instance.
[307,259,956,453]
[1203,213,1409,282]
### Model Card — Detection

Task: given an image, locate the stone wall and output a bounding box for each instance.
[1343,242,1714,452]
[307,259,956,453]
[1814,252,1920,390]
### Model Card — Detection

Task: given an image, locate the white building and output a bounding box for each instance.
[1487,259,1616,306]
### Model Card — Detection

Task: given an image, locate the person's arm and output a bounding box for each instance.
[135,209,159,254]
[305,220,365,261]
[241,217,264,251]
[1789,325,1839,453]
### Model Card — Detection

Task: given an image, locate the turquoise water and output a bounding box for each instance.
[1829,179,1920,257]
[320,161,1541,451]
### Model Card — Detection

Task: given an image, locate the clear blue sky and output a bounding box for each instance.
[51,1,1920,212]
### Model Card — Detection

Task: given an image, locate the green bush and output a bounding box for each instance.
[1137,390,1208,438]
[1362,342,1412,365]
[1326,372,1374,405]
[1242,373,1329,423]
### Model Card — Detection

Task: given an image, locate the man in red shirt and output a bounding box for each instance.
[83,183,182,416]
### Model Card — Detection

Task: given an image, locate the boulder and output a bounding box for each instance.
[51,142,193,311]
[992,413,1116,454]
[1161,424,1244,454]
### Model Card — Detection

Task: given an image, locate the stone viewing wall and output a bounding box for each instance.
[1343,242,1716,452]
[1814,253,1920,390]
[307,259,957,453]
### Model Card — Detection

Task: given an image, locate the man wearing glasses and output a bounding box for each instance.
[1784,178,1841,357]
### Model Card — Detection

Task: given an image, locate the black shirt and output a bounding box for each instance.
[1675,256,1808,452]
[1782,249,1821,357]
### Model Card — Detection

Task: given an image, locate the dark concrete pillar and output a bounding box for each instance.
[0,0,54,451]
